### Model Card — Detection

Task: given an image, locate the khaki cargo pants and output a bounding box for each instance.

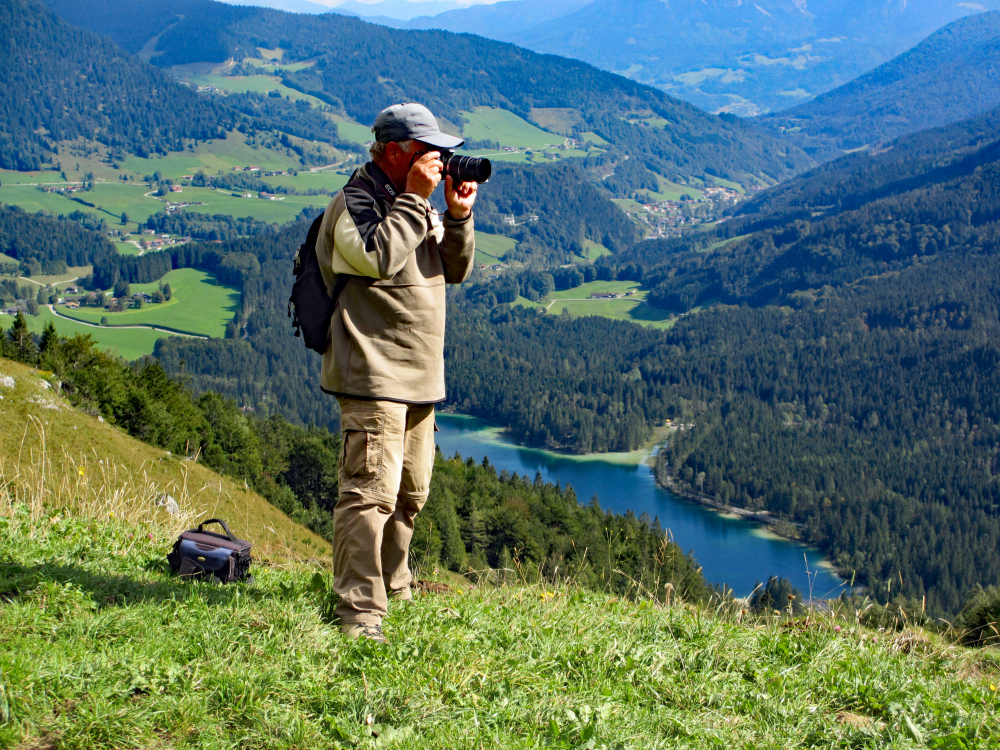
[333,397,436,625]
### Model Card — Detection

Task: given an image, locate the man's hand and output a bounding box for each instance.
[405,151,442,199]
[445,175,477,220]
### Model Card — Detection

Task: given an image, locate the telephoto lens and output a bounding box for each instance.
[441,151,491,184]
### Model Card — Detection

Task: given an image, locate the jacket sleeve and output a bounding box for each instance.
[338,185,430,280]
[440,211,476,284]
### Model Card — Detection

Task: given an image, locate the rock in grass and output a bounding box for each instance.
[155,493,180,515]
[0,375,14,388]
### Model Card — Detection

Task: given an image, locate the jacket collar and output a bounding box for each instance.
[363,161,400,204]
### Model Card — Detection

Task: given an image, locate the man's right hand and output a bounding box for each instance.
[405,151,443,199]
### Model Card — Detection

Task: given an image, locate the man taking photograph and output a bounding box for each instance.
[315,103,477,643]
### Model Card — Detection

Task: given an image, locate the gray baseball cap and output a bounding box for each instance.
[372,103,465,149]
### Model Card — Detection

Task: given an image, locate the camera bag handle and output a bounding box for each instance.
[197,518,238,543]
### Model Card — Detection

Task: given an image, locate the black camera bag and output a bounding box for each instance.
[167,519,253,583]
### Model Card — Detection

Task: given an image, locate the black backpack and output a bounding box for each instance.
[288,174,381,354]
[288,212,346,354]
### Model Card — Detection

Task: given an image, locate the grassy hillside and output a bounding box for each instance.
[0,357,329,558]
[2,502,998,747]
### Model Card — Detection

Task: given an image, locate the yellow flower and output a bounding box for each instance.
[991,684,997,692]
[109,512,115,518]
[78,467,85,476]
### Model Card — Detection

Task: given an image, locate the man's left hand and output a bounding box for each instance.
[445,176,477,220]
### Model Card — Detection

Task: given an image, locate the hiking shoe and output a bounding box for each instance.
[340,622,388,644]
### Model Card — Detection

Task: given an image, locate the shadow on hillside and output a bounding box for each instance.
[0,559,316,610]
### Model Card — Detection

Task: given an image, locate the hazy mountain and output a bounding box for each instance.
[217,0,332,13]
[404,0,592,36]
[333,0,481,21]
[406,0,1000,115]
[762,11,1000,159]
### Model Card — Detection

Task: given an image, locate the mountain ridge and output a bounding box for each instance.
[762,10,1000,159]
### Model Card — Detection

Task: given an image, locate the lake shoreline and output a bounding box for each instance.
[435,411,848,595]
[654,473,847,582]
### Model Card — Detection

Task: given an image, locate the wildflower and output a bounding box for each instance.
[78,467,85,477]
[991,684,997,692]
[147,532,153,539]
[834,625,842,633]
[109,512,115,518]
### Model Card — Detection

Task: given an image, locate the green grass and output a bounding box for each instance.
[185,74,329,109]
[710,175,746,194]
[21,307,172,360]
[329,114,374,146]
[580,131,610,146]
[706,234,750,252]
[474,231,517,265]
[460,107,559,149]
[0,357,329,559]
[2,506,997,749]
[612,198,649,214]
[59,268,239,338]
[580,239,611,260]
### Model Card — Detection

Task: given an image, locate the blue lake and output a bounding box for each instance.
[435,412,847,599]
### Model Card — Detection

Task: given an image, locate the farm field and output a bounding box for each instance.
[543,280,675,329]
[258,172,348,194]
[547,296,675,329]
[184,74,328,109]
[547,280,643,301]
[60,268,239,338]
[162,186,328,224]
[19,307,172,360]
[474,231,517,265]
[461,107,558,149]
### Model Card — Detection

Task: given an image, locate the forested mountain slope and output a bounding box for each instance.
[40,0,813,187]
[0,0,238,170]
[763,11,1000,160]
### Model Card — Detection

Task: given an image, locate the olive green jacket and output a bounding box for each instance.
[315,162,475,403]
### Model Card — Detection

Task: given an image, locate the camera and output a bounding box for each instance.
[440,151,491,184]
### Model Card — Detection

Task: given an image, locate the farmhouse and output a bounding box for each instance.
[590,292,618,299]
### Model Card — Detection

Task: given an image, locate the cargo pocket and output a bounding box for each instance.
[341,412,384,481]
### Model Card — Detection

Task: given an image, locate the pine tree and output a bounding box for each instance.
[39,321,59,354]
[8,312,36,364]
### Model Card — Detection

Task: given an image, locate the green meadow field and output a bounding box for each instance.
[544,280,675,329]
[474,231,517,265]
[20,307,173,360]
[60,268,239,338]
[460,107,559,149]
